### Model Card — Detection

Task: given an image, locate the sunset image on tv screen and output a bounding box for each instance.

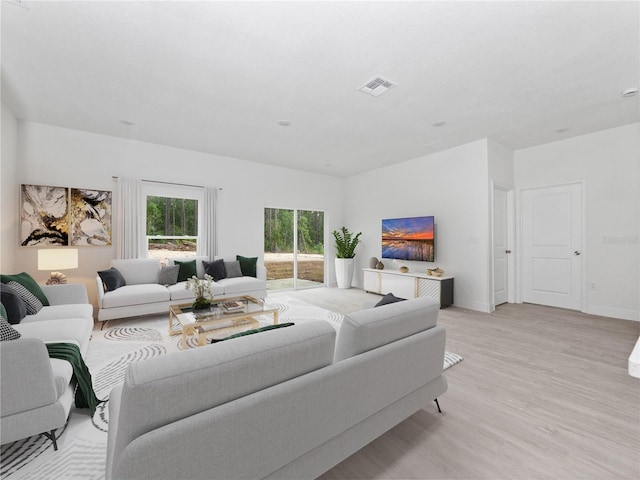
[382,216,434,262]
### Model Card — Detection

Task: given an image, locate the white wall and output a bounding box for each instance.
[1,103,18,274]
[344,140,492,312]
[515,123,640,321]
[4,120,346,311]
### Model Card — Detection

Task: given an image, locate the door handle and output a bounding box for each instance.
[574,250,581,256]
[505,250,512,254]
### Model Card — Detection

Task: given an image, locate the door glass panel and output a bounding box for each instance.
[296,209,324,288]
[264,208,294,290]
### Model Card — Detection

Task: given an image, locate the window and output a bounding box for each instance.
[142,183,204,263]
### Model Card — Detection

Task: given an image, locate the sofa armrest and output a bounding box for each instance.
[257,264,267,281]
[96,275,106,308]
[40,284,89,306]
[0,338,58,417]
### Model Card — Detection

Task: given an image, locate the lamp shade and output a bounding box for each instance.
[38,249,79,271]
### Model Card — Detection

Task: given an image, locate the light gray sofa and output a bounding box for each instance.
[106,296,447,480]
[0,284,94,450]
[96,256,267,321]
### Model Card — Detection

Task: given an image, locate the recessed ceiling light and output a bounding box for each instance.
[324,163,332,167]
[432,120,446,127]
[120,120,135,126]
[621,87,638,97]
[277,120,291,127]
[555,127,570,133]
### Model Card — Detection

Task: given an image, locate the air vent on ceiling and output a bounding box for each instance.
[357,76,397,97]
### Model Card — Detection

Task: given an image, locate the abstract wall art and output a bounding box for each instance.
[20,184,69,246]
[70,188,112,246]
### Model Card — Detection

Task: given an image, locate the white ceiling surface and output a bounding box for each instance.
[2,1,639,177]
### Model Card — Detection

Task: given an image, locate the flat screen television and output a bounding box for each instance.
[381,216,435,262]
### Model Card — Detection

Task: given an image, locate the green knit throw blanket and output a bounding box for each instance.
[46,343,102,415]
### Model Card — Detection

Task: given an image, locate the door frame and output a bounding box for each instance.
[490,182,515,311]
[515,181,586,311]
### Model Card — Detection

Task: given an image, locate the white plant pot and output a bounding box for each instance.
[335,258,355,289]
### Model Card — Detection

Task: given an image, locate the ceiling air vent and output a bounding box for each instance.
[357,76,397,97]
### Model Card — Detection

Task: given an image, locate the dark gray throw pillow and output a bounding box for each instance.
[158,265,180,286]
[98,267,127,292]
[224,261,243,278]
[203,259,226,281]
[374,292,407,308]
[0,283,28,324]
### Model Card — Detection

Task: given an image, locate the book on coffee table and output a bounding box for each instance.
[220,300,244,313]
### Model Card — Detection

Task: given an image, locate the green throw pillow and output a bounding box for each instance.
[210,322,295,343]
[236,255,258,278]
[0,272,49,306]
[0,303,8,322]
[174,259,197,282]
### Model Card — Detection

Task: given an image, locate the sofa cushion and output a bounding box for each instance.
[0,272,49,306]
[22,303,94,323]
[216,276,265,295]
[203,259,226,281]
[0,316,21,341]
[158,265,179,286]
[15,317,94,354]
[98,267,127,292]
[102,284,170,309]
[236,255,258,278]
[334,296,440,362]
[174,260,197,282]
[7,281,44,314]
[224,261,243,278]
[50,358,73,399]
[0,283,27,324]
[111,259,161,286]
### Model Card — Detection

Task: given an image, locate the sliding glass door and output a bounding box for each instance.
[264,208,325,290]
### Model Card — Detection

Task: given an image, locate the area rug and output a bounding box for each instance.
[1,295,463,479]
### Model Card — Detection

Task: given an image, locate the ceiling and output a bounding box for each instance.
[2,1,639,177]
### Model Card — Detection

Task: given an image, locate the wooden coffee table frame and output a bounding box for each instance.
[169,296,279,347]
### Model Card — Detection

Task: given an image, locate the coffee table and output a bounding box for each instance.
[169,296,279,347]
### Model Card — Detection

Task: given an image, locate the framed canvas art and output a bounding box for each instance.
[20,184,69,246]
[70,188,112,245]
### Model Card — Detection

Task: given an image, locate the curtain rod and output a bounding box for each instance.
[112,176,222,190]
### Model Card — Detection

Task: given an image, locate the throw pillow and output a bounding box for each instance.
[0,272,49,306]
[0,303,7,322]
[7,281,44,315]
[374,292,407,308]
[98,267,127,292]
[203,259,226,281]
[224,261,243,278]
[210,322,295,343]
[174,259,197,282]
[158,265,180,286]
[0,283,28,324]
[236,255,258,277]
[0,315,21,341]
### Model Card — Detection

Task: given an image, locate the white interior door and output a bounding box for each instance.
[522,183,583,310]
[493,187,509,306]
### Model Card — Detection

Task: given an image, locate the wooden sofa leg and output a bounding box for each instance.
[42,430,58,451]
[434,398,442,413]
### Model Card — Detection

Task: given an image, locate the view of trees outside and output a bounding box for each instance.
[146,196,198,261]
[264,208,324,288]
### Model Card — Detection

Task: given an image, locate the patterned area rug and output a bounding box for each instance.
[1,295,462,479]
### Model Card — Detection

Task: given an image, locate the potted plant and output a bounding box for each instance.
[332,226,362,289]
[186,274,215,310]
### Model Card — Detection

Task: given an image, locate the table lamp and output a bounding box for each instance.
[38,249,79,285]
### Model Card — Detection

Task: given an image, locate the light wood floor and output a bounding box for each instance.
[274,288,640,480]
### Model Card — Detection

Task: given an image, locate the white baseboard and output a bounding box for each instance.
[453,300,492,313]
[584,305,639,322]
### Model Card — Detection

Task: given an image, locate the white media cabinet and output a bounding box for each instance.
[362,268,454,308]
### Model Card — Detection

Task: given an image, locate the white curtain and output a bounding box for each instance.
[115,177,144,259]
[198,186,219,258]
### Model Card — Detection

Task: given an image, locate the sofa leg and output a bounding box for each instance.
[42,430,58,451]
[434,398,442,413]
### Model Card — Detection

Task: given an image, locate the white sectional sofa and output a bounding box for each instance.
[106,296,447,480]
[0,284,94,450]
[96,257,267,321]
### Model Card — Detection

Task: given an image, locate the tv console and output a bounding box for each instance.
[362,268,454,308]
